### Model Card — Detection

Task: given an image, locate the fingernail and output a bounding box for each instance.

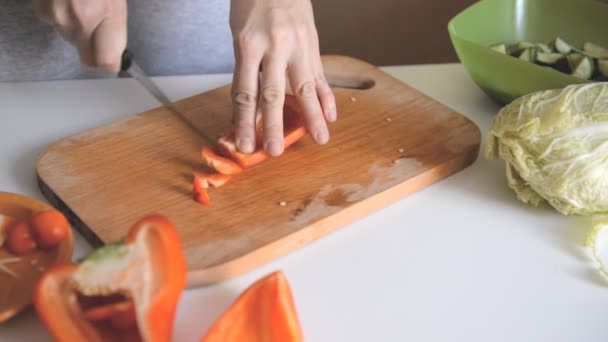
[265,139,284,156]
[237,138,254,153]
[328,107,337,122]
[314,128,329,145]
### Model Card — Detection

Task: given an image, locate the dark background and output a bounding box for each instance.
[313,0,482,66]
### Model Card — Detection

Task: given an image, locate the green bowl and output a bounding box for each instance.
[448,0,608,105]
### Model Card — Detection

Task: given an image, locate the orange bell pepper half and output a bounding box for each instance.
[33,215,187,342]
[217,95,307,169]
[200,271,303,342]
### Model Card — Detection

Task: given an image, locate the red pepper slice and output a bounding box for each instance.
[192,95,307,206]
[193,172,212,207]
[200,271,303,342]
[83,300,136,330]
[33,215,187,342]
[217,95,307,169]
[205,173,232,188]
[192,171,232,207]
[201,147,243,175]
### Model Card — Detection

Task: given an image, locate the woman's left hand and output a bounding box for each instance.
[229,0,337,157]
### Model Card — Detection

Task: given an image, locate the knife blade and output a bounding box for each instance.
[120,49,214,144]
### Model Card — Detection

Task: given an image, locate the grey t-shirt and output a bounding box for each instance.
[0,0,235,82]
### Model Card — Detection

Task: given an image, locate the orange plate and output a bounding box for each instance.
[0,192,74,323]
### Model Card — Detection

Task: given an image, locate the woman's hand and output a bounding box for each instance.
[230,0,337,156]
[33,0,127,73]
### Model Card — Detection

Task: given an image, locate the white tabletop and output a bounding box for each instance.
[0,64,606,342]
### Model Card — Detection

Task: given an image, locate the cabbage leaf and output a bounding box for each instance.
[486,83,608,215]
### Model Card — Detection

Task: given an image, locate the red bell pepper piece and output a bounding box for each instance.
[201,147,243,175]
[206,173,232,188]
[192,171,232,207]
[192,95,307,206]
[33,215,187,342]
[193,172,211,207]
[217,95,307,169]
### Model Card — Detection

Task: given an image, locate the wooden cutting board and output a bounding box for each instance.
[36,55,480,287]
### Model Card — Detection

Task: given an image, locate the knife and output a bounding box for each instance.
[120,49,214,144]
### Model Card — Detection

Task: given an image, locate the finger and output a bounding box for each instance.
[309,28,337,123]
[69,2,106,68]
[51,0,81,45]
[288,56,329,145]
[49,0,70,29]
[260,56,287,157]
[314,65,337,123]
[91,1,127,73]
[232,53,262,154]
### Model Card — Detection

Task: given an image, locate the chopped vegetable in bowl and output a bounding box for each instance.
[490,37,608,81]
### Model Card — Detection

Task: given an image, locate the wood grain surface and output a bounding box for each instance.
[36,55,480,287]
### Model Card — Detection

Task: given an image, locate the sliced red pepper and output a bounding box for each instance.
[217,95,307,169]
[33,215,187,342]
[206,173,232,188]
[192,171,232,207]
[200,271,303,342]
[193,172,211,207]
[201,147,243,175]
[192,95,307,206]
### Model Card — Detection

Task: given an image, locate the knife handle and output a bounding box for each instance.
[120,49,134,72]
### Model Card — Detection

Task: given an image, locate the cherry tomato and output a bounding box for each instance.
[6,221,37,255]
[30,210,69,249]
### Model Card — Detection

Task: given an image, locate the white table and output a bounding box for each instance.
[0,64,606,342]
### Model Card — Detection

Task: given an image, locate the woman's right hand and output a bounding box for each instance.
[33,0,127,73]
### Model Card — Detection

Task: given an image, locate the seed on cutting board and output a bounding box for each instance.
[398,148,405,153]
[278,201,287,207]
[350,96,357,102]
[393,159,400,165]
[385,117,392,122]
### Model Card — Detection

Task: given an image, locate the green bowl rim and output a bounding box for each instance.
[446,0,607,85]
